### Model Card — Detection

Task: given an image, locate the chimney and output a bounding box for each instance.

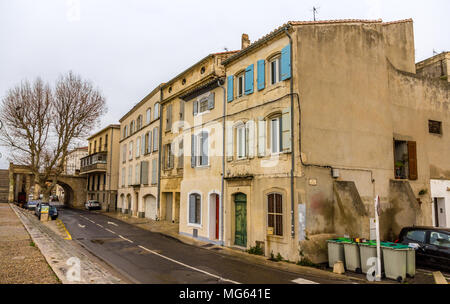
[241,33,250,49]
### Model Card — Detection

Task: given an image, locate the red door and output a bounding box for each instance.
[215,195,220,239]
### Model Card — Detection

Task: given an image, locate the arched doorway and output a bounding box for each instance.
[120,194,125,212]
[144,195,157,220]
[234,193,247,247]
[126,194,132,214]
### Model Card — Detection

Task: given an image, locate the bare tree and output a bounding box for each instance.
[0,71,107,202]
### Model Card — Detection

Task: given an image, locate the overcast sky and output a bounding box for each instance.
[0,0,449,169]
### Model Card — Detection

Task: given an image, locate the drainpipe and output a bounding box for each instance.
[284,26,295,237]
[108,130,113,212]
[157,87,163,220]
[218,79,226,246]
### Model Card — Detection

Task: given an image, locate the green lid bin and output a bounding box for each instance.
[326,239,346,269]
[343,241,362,273]
[359,242,384,275]
[381,242,410,282]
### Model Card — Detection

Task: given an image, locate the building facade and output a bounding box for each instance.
[118,86,162,218]
[64,147,88,175]
[80,124,120,211]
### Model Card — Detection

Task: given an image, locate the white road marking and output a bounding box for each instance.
[105,228,116,234]
[96,223,104,228]
[292,278,319,284]
[138,245,240,284]
[107,221,118,226]
[119,235,133,243]
[78,224,85,228]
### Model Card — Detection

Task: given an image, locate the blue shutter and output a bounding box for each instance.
[227,75,234,102]
[189,194,196,223]
[244,64,254,95]
[257,60,265,91]
[280,44,291,81]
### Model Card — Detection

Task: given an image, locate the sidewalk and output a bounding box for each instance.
[0,203,60,284]
[10,204,123,284]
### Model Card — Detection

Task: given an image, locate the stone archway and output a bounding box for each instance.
[126,194,132,215]
[143,194,157,220]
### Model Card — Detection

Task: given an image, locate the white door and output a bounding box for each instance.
[145,195,157,220]
[437,198,447,227]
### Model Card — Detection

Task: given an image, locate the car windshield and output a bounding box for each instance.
[430,232,450,248]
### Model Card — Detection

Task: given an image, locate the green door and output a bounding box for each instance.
[234,193,247,247]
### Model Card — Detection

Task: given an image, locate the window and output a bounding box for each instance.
[191,131,209,167]
[177,139,184,168]
[136,137,140,158]
[121,167,125,187]
[152,128,159,151]
[128,166,132,186]
[270,116,282,154]
[188,193,201,225]
[236,124,246,159]
[130,121,135,134]
[394,140,417,180]
[151,158,157,185]
[406,230,426,243]
[94,140,97,153]
[267,193,283,236]
[193,93,214,116]
[199,98,208,113]
[129,141,133,160]
[199,132,208,166]
[122,144,127,163]
[429,120,442,135]
[123,125,128,138]
[164,143,174,169]
[429,231,450,248]
[137,115,143,130]
[135,163,140,185]
[97,175,100,190]
[105,134,108,150]
[166,104,172,131]
[145,132,150,154]
[99,138,102,152]
[236,73,244,98]
[270,56,281,85]
[154,103,160,120]
[146,108,151,124]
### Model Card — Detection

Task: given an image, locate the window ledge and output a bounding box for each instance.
[264,83,286,95]
[187,223,202,229]
[267,235,287,244]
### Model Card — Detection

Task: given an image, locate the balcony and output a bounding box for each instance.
[80,152,108,174]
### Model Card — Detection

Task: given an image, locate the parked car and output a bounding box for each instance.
[85,200,101,211]
[34,202,58,220]
[397,226,450,272]
[26,200,41,210]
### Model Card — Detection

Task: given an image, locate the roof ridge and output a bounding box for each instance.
[288,19,382,25]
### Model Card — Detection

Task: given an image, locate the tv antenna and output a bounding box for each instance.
[224,47,229,52]
[312,6,320,21]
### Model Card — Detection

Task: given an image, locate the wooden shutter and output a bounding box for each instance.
[280,44,291,81]
[151,159,157,184]
[246,120,255,158]
[179,99,184,120]
[169,144,174,169]
[227,75,234,102]
[166,104,172,131]
[408,141,418,180]
[282,108,291,152]
[226,123,234,161]
[257,60,265,91]
[191,134,196,168]
[257,117,266,157]
[178,139,184,168]
[153,128,158,151]
[141,134,145,155]
[207,92,215,110]
[141,161,149,185]
[244,64,254,95]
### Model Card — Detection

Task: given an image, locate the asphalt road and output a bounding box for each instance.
[59,208,353,284]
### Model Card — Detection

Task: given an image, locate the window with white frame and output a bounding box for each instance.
[122,144,127,163]
[236,72,244,98]
[269,56,281,85]
[236,124,246,159]
[129,141,133,160]
[188,193,201,225]
[146,108,151,124]
[130,120,135,134]
[270,116,282,154]
[267,193,283,236]
[191,131,209,167]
